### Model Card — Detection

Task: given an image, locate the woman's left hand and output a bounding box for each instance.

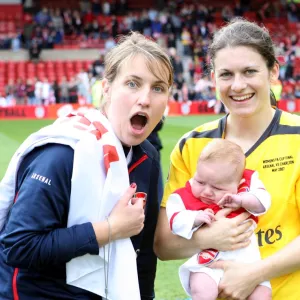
[210,260,260,300]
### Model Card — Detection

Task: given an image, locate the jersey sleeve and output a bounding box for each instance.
[2,144,99,270]
[238,170,271,216]
[161,139,192,207]
[166,193,201,239]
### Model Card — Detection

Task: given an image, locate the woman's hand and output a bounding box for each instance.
[194,209,254,252]
[154,208,254,260]
[194,209,216,226]
[210,260,261,300]
[109,183,145,240]
[93,183,145,245]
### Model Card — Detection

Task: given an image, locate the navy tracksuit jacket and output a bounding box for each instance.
[0,140,160,299]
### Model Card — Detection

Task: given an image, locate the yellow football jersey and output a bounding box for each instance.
[162,109,300,299]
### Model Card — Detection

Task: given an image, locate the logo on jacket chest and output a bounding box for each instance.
[31,173,52,186]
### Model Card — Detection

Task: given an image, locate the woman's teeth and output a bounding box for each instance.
[231,94,253,101]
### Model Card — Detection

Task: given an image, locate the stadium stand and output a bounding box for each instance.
[0,0,298,110]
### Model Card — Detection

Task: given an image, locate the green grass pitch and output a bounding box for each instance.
[0,114,220,299]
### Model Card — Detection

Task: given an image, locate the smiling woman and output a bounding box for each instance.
[155,18,300,300]
[0,32,173,300]
[211,46,278,123]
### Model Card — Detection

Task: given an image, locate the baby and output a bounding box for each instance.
[166,139,272,300]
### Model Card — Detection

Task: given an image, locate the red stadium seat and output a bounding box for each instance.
[244,11,257,21]
[0,22,5,33]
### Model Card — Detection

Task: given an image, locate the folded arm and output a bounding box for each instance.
[154,207,253,261]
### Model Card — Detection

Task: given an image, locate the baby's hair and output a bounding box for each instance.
[198,139,245,181]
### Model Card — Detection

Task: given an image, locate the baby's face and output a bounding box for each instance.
[191,160,239,205]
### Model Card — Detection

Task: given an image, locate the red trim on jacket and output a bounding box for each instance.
[128,154,148,174]
[13,192,18,204]
[13,268,19,300]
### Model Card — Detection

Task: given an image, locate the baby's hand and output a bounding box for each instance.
[218,194,242,208]
[194,209,216,227]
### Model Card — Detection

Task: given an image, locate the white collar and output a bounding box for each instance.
[126,147,133,165]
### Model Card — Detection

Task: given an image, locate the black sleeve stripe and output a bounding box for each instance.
[179,128,221,154]
[245,110,300,157]
[272,125,300,135]
[179,117,226,154]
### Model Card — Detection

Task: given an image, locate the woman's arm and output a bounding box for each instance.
[4,144,145,270]
[258,236,300,279]
[154,207,253,260]
[3,145,99,270]
[211,237,300,300]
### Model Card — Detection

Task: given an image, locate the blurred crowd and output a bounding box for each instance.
[0,64,96,107]
[0,0,299,107]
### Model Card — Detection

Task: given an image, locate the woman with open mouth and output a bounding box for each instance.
[0,32,173,300]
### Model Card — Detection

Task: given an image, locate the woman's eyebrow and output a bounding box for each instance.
[126,74,141,79]
[126,75,168,85]
[218,68,231,72]
[218,65,260,72]
[124,74,142,81]
[153,80,169,87]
